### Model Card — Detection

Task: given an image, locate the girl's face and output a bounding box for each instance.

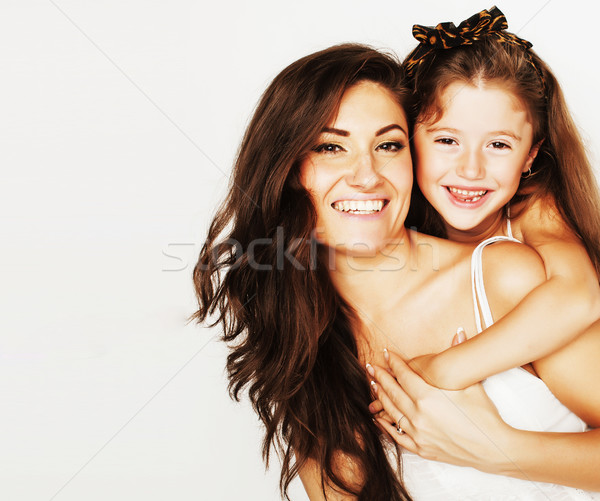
[414,82,540,241]
[300,81,412,255]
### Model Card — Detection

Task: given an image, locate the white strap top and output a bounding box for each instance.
[471,218,518,333]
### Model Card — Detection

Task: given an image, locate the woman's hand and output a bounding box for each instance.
[367,349,516,473]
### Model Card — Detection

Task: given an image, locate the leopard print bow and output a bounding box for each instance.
[404,6,533,77]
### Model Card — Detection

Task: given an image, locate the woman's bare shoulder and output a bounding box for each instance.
[409,229,474,268]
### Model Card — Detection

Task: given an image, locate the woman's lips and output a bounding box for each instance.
[331,198,390,218]
[331,199,389,214]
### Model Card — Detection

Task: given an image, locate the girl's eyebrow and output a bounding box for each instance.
[489,130,522,141]
[425,125,460,134]
[321,124,407,137]
[425,125,521,141]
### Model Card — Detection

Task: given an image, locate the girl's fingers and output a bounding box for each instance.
[451,327,467,347]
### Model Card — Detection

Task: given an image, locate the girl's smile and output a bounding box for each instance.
[414,82,541,241]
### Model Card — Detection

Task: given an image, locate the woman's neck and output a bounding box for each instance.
[328,229,424,318]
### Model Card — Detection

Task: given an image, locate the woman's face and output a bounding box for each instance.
[300,81,412,255]
[413,82,540,240]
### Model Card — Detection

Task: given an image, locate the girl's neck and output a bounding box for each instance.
[444,211,508,244]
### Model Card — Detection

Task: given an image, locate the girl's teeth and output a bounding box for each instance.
[332,199,386,214]
[447,186,487,203]
[448,187,487,197]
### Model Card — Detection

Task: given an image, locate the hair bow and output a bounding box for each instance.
[404,6,533,77]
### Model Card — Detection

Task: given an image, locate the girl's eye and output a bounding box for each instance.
[312,143,344,154]
[490,141,511,149]
[376,141,405,152]
[435,138,457,146]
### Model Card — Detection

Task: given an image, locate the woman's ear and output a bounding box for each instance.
[523,139,545,173]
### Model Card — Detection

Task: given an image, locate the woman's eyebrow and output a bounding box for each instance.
[321,124,407,137]
[376,124,406,136]
[322,127,349,137]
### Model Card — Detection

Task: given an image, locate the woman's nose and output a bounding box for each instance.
[456,149,485,180]
[346,153,383,190]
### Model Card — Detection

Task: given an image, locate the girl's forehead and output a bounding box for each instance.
[422,80,532,126]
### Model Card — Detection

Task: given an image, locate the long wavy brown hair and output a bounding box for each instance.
[191,44,412,499]
[405,37,600,275]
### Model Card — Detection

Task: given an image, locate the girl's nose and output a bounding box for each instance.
[457,149,485,180]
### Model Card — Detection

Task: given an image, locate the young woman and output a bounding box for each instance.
[192,43,600,499]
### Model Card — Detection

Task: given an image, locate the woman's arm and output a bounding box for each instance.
[410,214,600,390]
[369,345,600,491]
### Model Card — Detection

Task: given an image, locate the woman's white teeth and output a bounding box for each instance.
[448,187,487,202]
[332,199,385,214]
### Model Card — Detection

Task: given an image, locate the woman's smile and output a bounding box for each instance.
[300,80,413,255]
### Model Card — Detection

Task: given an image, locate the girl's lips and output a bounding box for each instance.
[444,185,492,208]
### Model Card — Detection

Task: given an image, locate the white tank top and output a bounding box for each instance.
[401,222,600,500]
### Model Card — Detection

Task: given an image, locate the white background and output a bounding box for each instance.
[1,1,598,500]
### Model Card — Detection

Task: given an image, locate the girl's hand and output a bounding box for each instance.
[367,349,515,472]
[406,327,469,390]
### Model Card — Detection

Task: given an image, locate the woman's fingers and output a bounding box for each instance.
[370,378,415,435]
[375,418,417,452]
[384,349,431,398]
[368,399,383,414]
[368,363,416,417]
[368,398,395,423]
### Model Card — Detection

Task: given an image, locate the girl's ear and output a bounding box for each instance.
[523,139,545,173]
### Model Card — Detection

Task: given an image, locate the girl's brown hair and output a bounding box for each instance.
[405,37,600,275]
[191,44,412,499]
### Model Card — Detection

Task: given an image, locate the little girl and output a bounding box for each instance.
[368,8,600,494]
[401,6,600,393]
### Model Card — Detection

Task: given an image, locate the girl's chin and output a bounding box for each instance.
[442,212,502,237]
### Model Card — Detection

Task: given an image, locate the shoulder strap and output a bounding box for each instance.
[506,204,514,239]
[471,235,520,333]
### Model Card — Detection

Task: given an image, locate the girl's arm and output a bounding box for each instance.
[370,339,600,491]
[411,202,600,390]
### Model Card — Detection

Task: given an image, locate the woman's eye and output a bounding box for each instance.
[377,141,405,152]
[490,141,511,149]
[312,143,344,154]
[435,138,457,146]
